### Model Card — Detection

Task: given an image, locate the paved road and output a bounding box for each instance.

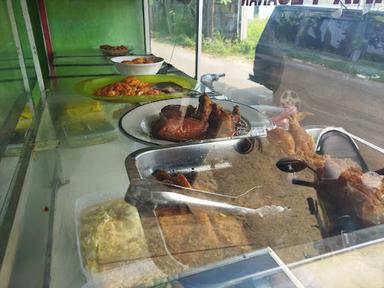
[152,41,384,150]
[152,41,273,103]
[279,59,384,149]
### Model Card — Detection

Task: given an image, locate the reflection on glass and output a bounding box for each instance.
[0,1,30,210]
[149,0,197,77]
[195,5,384,149]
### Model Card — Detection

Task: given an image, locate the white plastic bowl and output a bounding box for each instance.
[111,55,164,75]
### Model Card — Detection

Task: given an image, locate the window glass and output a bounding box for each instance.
[0,0,30,213]
[149,0,197,77]
[269,10,304,46]
[363,15,384,64]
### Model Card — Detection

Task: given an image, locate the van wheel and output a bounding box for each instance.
[274,87,301,109]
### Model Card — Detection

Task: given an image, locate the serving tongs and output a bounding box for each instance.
[126,178,285,216]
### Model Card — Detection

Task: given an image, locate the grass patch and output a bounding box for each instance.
[154,17,384,83]
[203,18,268,59]
[153,18,268,59]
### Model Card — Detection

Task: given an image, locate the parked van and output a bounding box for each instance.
[250,6,384,109]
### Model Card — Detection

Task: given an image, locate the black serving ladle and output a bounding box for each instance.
[151,81,201,96]
[151,81,225,98]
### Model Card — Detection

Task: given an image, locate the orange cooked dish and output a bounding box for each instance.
[94,76,161,97]
[99,44,128,51]
[121,57,155,64]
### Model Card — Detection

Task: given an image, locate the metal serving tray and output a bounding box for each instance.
[124,127,327,276]
[125,137,262,211]
[125,127,325,210]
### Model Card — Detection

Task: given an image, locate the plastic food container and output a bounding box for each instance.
[74,191,167,286]
[111,56,164,75]
[62,118,118,147]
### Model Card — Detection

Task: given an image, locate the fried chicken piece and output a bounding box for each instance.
[319,161,384,227]
[172,173,193,188]
[151,94,241,141]
[288,112,315,155]
[195,94,213,122]
[338,167,384,225]
[151,116,208,142]
[321,158,361,179]
[207,104,235,138]
[152,170,172,182]
[153,170,192,188]
[152,95,212,141]
[152,102,208,142]
[231,105,241,124]
[267,127,295,155]
[288,112,326,169]
[160,105,195,119]
[267,112,326,168]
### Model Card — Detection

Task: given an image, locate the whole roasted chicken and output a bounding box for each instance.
[317,162,384,228]
[269,113,384,230]
[151,94,241,142]
[267,112,327,169]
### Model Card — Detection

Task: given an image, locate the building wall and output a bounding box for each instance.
[45,0,145,55]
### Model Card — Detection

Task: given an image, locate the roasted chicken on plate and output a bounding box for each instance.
[151,94,242,142]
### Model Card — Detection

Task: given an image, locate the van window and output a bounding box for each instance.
[268,10,304,46]
[363,16,384,64]
[350,15,384,81]
[267,9,362,60]
[314,18,359,58]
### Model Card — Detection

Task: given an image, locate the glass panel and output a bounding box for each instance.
[4,2,384,288]
[0,0,30,209]
[45,0,145,77]
[12,0,38,97]
[46,3,384,287]
[149,0,197,77]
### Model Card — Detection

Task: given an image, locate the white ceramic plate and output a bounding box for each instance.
[119,98,271,146]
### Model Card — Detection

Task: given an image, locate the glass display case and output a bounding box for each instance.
[1,1,384,287]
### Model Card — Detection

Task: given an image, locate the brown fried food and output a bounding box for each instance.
[267,127,295,155]
[195,94,213,122]
[151,94,240,142]
[338,167,384,225]
[267,112,326,169]
[152,170,172,182]
[207,104,235,138]
[100,44,128,51]
[121,57,155,64]
[151,117,208,142]
[95,76,161,97]
[288,112,315,155]
[232,105,241,124]
[153,170,192,188]
[288,112,327,168]
[160,105,195,119]
[172,174,193,188]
